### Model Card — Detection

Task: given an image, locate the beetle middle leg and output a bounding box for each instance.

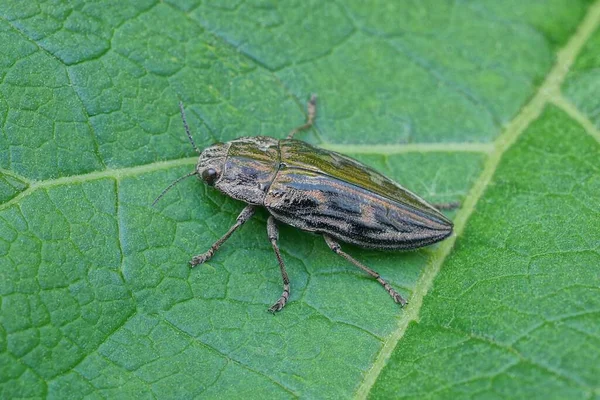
[190,205,256,267]
[266,216,291,313]
[287,94,317,139]
[323,235,408,306]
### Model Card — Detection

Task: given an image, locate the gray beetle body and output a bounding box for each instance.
[158,96,456,312]
[199,137,453,251]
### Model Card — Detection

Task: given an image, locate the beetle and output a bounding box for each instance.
[154,95,456,312]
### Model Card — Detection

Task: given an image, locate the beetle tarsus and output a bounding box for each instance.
[268,285,290,314]
[432,201,461,211]
[323,235,407,307]
[377,277,407,306]
[267,216,291,313]
[287,94,317,139]
[189,205,255,267]
[189,251,213,267]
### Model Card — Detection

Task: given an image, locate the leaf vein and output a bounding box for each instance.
[355,2,600,398]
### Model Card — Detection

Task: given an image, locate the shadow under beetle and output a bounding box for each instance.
[154,95,457,312]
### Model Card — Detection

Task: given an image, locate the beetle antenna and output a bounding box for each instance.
[152,171,198,207]
[179,101,201,154]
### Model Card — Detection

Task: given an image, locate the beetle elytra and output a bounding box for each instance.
[154,95,457,312]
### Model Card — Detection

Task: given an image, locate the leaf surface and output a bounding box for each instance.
[0,1,598,398]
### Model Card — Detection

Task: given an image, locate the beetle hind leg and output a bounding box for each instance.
[267,216,291,313]
[323,235,408,307]
[287,94,317,139]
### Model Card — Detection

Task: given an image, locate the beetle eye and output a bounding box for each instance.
[201,168,218,185]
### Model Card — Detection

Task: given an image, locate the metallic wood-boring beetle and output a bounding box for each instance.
[154,95,456,312]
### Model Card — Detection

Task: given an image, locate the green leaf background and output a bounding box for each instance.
[1,1,599,398]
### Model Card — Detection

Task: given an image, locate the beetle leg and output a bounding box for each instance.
[323,235,408,306]
[266,216,291,313]
[431,201,461,211]
[190,205,256,267]
[286,94,317,139]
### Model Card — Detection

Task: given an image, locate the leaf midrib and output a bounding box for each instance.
[0,142,491,211]
[354,2,600,398]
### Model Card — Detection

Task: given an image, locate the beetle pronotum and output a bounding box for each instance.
[154,96,456,312]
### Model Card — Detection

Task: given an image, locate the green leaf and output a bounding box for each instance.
[0,1,598,399]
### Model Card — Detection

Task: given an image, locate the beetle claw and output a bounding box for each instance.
[268,303,283,314]
[189,252,212,267]
[391,291,408,307]
[267,296,288,314]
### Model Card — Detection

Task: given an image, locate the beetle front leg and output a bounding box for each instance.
[266,216,291,313]
[323,235,408,306]
[190,205,256,267]
[287,94,317,139]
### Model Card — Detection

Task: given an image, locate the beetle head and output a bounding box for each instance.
[196,142,228,187]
